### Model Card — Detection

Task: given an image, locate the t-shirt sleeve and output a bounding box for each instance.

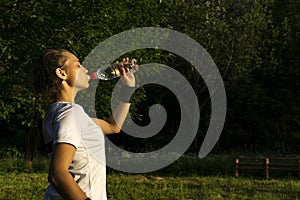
[54,107,81,149]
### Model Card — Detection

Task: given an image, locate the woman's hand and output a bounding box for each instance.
[119,58,136,87]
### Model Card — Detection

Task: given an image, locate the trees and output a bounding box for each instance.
[0,0,169,125]
[168,0,300,152]
[0,0,299,153]
[0,0,170,154]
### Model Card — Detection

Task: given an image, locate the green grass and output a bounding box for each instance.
[0,173,48,200]
[0,172,299,200]
[108,174,300,200]
[0,153,299,199]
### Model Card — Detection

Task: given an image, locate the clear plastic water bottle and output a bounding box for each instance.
[90,59,138,80]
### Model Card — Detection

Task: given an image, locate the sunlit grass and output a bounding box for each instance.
[0,153,299,199]
[0,172,299,200]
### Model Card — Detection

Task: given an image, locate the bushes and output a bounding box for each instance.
[1,0,300,154]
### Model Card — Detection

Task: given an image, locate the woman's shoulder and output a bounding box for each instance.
[45,102,87,123]
[48,102,72,113]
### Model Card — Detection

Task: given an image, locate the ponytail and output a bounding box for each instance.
[27,48,69,166]
[27,93,43,166]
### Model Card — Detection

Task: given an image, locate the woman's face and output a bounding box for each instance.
[61,52,90,91]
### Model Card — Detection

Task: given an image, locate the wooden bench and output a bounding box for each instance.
[235,157,300,178]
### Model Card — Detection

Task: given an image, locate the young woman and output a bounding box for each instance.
[34,49,135,200]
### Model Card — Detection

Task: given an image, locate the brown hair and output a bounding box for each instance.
[27,49,69,164]
[33,49,69,104]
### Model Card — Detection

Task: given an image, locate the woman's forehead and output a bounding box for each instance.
[63,52,80,63]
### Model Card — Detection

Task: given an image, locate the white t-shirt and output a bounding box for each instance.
[43,102,107,200]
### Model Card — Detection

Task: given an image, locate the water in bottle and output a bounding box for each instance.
[90,59,138,80]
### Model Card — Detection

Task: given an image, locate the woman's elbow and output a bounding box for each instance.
[112,126,121,134]
[108,124,122,134]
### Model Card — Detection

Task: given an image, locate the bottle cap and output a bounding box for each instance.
[90,72,97,80]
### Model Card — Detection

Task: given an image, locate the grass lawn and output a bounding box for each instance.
[0,172,299,200]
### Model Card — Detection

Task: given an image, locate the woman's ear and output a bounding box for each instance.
[55,68,67,80]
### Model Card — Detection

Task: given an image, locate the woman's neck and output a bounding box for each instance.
[56,87,78,104]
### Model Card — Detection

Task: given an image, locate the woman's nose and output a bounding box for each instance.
[80,64,88,73]
[83,67,88,74]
